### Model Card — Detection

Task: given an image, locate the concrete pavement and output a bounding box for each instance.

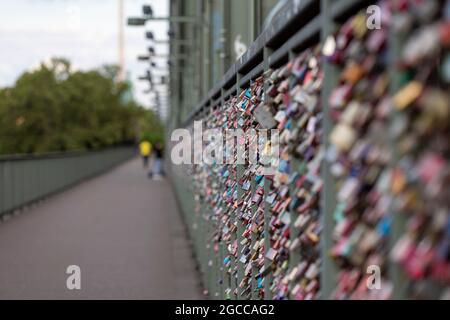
[0,158,203,299]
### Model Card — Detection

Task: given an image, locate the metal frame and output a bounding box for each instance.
[182,0,320,127]
[170,0,413,300]
[0,147,135,217]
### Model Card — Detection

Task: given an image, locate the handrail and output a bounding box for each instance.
[0,146,135,217]
[239,62,264,88]
[0,145,135,162]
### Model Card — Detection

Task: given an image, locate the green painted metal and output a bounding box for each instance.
[235,72,245,300]
[0,147,135,217]
[286,49,303,300]
[262,46,274,300]
[320,0,339,300]
[169,0,408,301]
[250,169,259,300]
[387,3,408,300]
[219,87,227,300]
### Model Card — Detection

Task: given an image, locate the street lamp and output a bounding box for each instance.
[137,55,169,73]
[145,31,191,45]
[139,53,189,60]
[137,54,150,61]
[127,5,200,26]
[138,70,152,82]
[153,53,189,59]
[142,5,153,17]
[128,17,147,26]
[127,15,198,25]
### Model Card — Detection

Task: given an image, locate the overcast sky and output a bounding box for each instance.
[0,0,169,115]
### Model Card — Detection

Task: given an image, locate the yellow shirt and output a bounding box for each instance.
[139,141,152,156]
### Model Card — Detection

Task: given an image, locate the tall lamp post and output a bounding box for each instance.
[127,4,203,124]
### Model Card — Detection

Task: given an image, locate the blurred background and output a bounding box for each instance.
[0,0,167,155]
[0,0,448,301]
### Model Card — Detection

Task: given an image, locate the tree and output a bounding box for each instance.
[0,58,164,155]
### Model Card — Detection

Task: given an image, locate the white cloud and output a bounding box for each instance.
[0,0,169,112]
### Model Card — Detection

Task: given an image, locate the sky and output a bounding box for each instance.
[0,0,169,116]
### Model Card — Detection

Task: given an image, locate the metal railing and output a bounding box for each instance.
[0,147,135,217]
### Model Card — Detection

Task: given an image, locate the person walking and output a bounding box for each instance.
[139,140,152,169]
[149,142,164,179]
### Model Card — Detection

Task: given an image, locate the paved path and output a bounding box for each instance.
[0,158,202,299]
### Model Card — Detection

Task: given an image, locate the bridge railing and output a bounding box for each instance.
[0,147,135,217]
[169,0,420,300]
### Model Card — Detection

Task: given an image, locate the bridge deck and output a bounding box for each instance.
[0,158,202,299]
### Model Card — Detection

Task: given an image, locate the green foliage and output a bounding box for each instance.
[138,108,165,145]
[0,58,163,155]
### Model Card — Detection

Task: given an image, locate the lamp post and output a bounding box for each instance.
[146,31,192,46]
[128,16,198,25]
[137,55,169,85]
[127,2,201,27]
[127,4,204,124]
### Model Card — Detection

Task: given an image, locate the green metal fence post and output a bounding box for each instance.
[320,0,338,300]
[219,87,227,300]
[285,49,304,299]
[388,4,408,300]
[0,148,134,217]
[0,161,4,214]
[262,45,273,300]
[250,166,259,299]
[236,72,245,300]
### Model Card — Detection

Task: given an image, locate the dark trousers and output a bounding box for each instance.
[142,156,149,168]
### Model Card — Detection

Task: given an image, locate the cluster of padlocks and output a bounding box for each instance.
[178,0,449,300]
